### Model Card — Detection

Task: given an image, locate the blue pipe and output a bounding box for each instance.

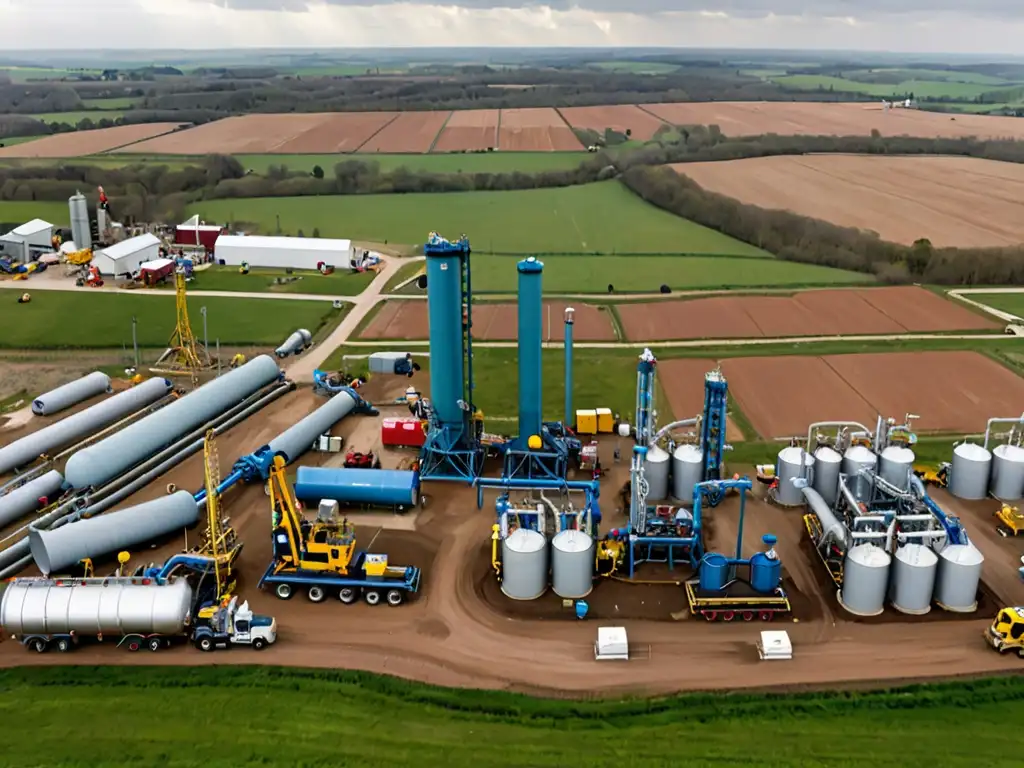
[692,477,752,565]
[517,257,544,441]
[564,310,574,428]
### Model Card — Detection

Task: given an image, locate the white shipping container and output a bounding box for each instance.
[214,235,354,271]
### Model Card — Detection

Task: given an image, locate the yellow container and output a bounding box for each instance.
[596,408,614,434]
[576,409,598,434]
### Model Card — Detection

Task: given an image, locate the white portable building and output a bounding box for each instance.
[0,218,54,262]
[594,626,629,661]
[757,630,793,661]
[92,233,162,276]
[214,235,354,271]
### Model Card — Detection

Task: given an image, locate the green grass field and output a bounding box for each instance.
[236,151,588,174]
[5,667,1023,768]
[175,265,376,296]
[770,74,1001,99]
[589,61,680,74]
[969,292,1024,318]
[30,110,127,124]
[191,181,769,256]
[0,200,69,226]
[0,291,343,349]
[81,97,141,109]
[842,68,1014,86]
[0,67,103,83]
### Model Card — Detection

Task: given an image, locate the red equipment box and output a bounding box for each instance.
[381,417,426,448]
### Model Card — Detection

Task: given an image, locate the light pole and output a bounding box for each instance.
[200,306,208,350]
[131,315,139,368]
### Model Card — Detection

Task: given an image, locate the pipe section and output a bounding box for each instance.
[802,486,850,549]
[274,328,312,358]
[984,415,1024,449]
[0,471,64,528]
[805,421,872,453]
[267,389,357,464]
[64,355,280,489]
[652,418,699,446]
[517,257,543,441]
[32,372,112,415]
[29,490,199,575]
[0,378,173,474]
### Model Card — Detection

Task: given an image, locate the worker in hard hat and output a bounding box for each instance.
[229,353,247,369]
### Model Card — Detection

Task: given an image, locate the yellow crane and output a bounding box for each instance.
[197,429,242,599]
[154,270,213,388]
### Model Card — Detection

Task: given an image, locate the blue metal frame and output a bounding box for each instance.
[564,310,574,427]
[476,476,601,531]
[701,370,728,485]
[635,350,656,446]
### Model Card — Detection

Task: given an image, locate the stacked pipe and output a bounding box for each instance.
[275,329,313,358]
[0,471,64,528]
[32,372,112,415]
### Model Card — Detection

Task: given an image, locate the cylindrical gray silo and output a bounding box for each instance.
[0,471,64,527]
[842,444,878,502]
[990,444,1024,501]
[890,543,937,615]
[776,446,814,507]
[934,543,983,613]
[500,528,548,600]
[32,372,112,415]
[839,544,890,616]
[69,192,91,251]
[879,445,915,492]
[551,529,594,599]
[643,445,670,501]
[949,442,992,500]
[811,446,842,507]
[671,444,703,503]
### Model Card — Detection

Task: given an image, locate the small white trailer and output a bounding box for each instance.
[757,630,793,661]
[594,626,630,661]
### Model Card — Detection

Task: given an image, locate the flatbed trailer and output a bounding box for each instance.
[685,579,791,622]
[258,553,421,606]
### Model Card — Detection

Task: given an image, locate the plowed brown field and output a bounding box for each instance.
[115,113,397,154]
[0,123,183,158]
[497,108,584,151]
[432,109,499,152]
[674,154,1024,248]
[652,358,744,439]
[559,105,668,140]
[719,351,1024,438]
[642,100,1024,140]
[358,111,451,153]
[616,287,995,341]
[360,299,615,341]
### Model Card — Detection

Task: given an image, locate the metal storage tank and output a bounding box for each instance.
[671,444,703,503]
[990,444,1024,501]
[839,544,890,616]
[811,446,842,507]
[775,446,814,507]
[500,528,548,600]
[934,543,984,612]
[0,377,172,474]
[64,355,280,489]
[0,577,191,636]
[28,491,200,575]
[842,445,878,502]
[0,470,64,527]
[32,372,112,415]
[750,550,782,594]
[69,192,91,251]
[292,466,419,510]
[879,445,915,491]
[698,552,730,591]
[949,442,992,500]
[551,529,594,599]
[643,445,671,501]
[274,329,312,358]
[890,543,938,615]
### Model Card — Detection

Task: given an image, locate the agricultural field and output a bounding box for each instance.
[358,111,451,153]
[0,200,71,225]
[191,181,769,256]
[496,108,582,151]
[0,135,47,148]
[559,105,668,141]
[30,110,127,124]
[175,265,376,296]
[673,155,1024,248]
[0,66,104,82]
[432,109,499,152]
[0,291,343,349]
[81,97,142,109]
[0,123,184,158]
[589,60,681,74]
[768,73,1004,99]
[237,151,588,174]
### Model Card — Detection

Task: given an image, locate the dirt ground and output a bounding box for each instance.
[559,105,669,141]
[359,299,617,341]
[432,110,500,152]
[642,100,1024,141]
[674,154,1024,248]
[496,108,584,152]
[648,358,744,441]
[720,350,1024,438]
[615,286,996,341]
[358,112,451,154]
[0,123,184,158]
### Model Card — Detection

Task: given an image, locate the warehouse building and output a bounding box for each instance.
[0,219,54,263]
[214,234,354,270]
[92,233,162,277]
[175,214,225,250]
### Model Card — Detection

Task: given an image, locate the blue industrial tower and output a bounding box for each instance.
[418,232,483,482]
[634,348,657,446]
[701,369,728,483]
[502,257,569,480]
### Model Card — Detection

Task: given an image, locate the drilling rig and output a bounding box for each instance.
[151,269,215,386]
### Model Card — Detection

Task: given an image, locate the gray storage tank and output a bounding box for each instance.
[934,543,983,612]
[643,445,670,501]
[69,192,91,251]
[274,329,313,358]
[671,444,703,503]
[32,372,112,415]
[551,529,594,599]
[500,528,548,600]
[839,544,890,616]
[842,444,878,502]
[776,446,814,507]
[890,543,937,615]
[811,446,842,507]
[880,445,915,492]
[949,442,992,500]
[990,444,1024,501]
[0,470,64,528]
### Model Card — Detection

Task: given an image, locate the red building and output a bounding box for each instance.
[175,215,224,251]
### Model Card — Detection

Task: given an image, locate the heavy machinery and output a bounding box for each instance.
[914,462,949,489]
[344,450,381,469]
[229,353,247,369]
[258,456,421,605]
[75,264,103,288]
[194,429,243,598]
[985,607,1024,657]
[995,503,1024,537]
[151,269,215,385]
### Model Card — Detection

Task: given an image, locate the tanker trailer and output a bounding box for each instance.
[0,576,277,653]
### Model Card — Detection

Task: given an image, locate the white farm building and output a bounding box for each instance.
[0,218,54,263]
[92,233,162,276]
[213,235,354,270]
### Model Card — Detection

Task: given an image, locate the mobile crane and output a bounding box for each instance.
[257,456,421,606]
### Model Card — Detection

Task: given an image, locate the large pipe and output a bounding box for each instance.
[805,421,872,453]
[652,418,699,445]
[29,490,199,575]
[801,486,850,549]
[425,242,465,427]
[32,372,112,415]
[517,257,543,441]
[984,414,1024,449]
[64,355,281,489]
[0,378,173,475]
[274,328,312,358]
[266,389,358,464]
[0,471,64,528]
[564,307,574,428]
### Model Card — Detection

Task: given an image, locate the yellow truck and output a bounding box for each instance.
[986,606,1024,657]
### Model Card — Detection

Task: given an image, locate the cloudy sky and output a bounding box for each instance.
[2,0,1022,52]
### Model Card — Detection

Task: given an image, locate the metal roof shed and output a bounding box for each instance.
[10,219,54,248]
[92,233,162,276]
[214,235,354,270]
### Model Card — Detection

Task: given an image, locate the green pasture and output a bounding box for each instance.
[589,61,681,75]
[968,292,1024,318]
[841,68,1014,86]
[190,181,769,256]
[237,151,588,174]
[0,67,103,83]
[30,110,127,124]
[770,74,1000,99]
[277,64,407,76]
[0,200,69,226]
[0,291,343,349]
[176,265,376,296]
[82,97,141,109]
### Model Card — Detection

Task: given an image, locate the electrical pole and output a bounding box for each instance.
[200,306,208,351]
[131,315,139,368]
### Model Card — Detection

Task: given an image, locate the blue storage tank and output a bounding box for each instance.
[698,552,729,591]
[293,466,419,510]
[425,245,465,428]
[516,257,544,441]
[749,552,782,593]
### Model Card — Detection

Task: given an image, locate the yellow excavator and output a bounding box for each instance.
[995,504,1024,537]
[913,462,949,489]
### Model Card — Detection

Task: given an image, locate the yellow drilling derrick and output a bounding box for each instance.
[197,429,242,600]
[151,269,215,385]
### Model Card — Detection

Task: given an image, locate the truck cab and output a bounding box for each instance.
[192,597,277,652]
[986,607,1024,656]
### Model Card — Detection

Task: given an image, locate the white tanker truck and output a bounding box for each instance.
[0,575,277,653]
